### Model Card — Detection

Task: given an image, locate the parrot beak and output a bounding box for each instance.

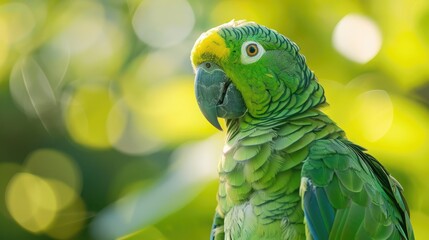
[194,63,246,130]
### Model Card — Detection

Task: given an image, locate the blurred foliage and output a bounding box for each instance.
[0,0,428,239]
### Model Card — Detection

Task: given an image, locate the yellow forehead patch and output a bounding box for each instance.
[191,28,229,69]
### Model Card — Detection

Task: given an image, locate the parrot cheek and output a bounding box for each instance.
[194,63,247,130]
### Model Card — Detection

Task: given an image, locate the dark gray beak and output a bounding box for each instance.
[194,63,246,130]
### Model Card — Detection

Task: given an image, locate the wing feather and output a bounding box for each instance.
[300,139,414,240]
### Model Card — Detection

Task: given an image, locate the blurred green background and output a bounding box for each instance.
[0,0,428,239]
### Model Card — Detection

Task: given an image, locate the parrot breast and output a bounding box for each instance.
[217,109,344,239]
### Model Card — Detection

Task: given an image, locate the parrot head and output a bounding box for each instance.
[191,20,323,130]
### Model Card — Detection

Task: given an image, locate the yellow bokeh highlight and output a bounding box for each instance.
[386,31,427,68]
[382,30,429,89]
[5,149,87,238]
[6,173,57,233]
[137,77,217,144]
[374,96,429,166]
[354,90,393,142]
[46,179,77,210]
[66,84,125,148]
[24,148,81,192]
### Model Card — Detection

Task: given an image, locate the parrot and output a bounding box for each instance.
[190,20,414,240]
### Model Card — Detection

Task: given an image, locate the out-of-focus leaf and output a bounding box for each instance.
[9,56,57,130]
[38,44,70,91]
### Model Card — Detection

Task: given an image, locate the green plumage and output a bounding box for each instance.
[191,20,414,240]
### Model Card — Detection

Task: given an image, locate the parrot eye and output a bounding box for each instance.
[241,41,265,64]
[246,44,258,56]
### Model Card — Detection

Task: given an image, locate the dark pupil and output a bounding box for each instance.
[248,45,257,55]
[205,62,211,68]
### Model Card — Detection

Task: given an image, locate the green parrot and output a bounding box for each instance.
[190,20,414,240]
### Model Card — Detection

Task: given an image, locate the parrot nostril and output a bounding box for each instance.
[205,62,211,69]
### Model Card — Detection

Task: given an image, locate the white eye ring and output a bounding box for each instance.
[241,41,265,65]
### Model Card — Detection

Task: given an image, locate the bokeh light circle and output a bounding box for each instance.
[0,2,36,43]
[53,0,105,54]
[6,173,57,233]
[24,149,82,213]
[132,0,195,48]
[24,148,81,193]
[333,14,382,63]
[5,149,87,238]
[65,83,125,149]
